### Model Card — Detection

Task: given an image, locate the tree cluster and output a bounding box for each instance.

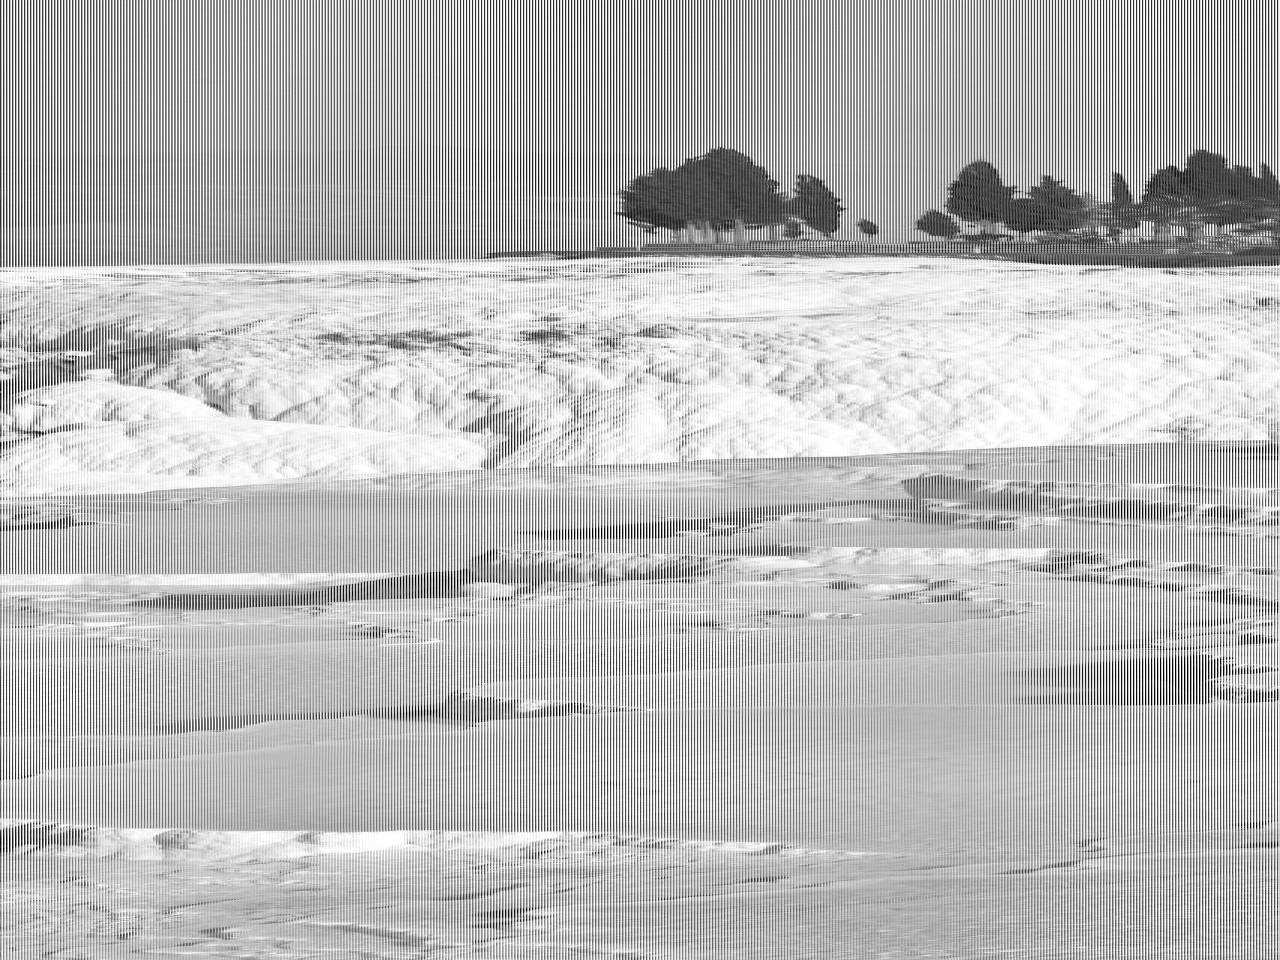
[916,150,1280,245]
[615,148,876,244]
[615,147,1280,247]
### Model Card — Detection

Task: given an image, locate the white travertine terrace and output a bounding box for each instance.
[1,255,1277,958]
[0,256,1277,495]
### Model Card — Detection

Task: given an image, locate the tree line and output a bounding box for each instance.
[616,148,1280,246]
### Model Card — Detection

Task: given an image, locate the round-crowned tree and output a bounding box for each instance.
[916,209,959,239]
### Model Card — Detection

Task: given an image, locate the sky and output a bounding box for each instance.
[2,0,1276,265]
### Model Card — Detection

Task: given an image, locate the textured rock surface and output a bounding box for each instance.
[1,256,1277,495]
[1,256,1278,959]
[0,380,227,433]
[0,417,500,495]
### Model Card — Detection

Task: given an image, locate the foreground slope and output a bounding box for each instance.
[2,438,1279,957]
[1,256,1277,958]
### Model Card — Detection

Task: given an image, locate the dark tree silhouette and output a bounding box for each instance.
[668,155,738,243]
[1107,172,1142,240]
[615,149,1280,250]
[644,166,698,242]
[1239,162,1280,244]
[621,149,791,244]
[614,167,686,239]
[698,147,791,243]
[944,160,1017,236]
[1023,175,1092,238]
[1137,166,1191,241]
[1130,152,1280,244]
[1111,172,1137,208]
[1001,197,1056,239]
[1178,150,1240,240]
[916,209,959,239]
[1209,161,1280,246]
[787,174,847,238]
[1187,160,1280,242]
[1201,164,1269,236]
[1260,162,1280,200]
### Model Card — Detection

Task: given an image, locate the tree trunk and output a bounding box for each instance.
[732,217,747,244]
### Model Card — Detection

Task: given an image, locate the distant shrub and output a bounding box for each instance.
[520,329,574,342]
[635,324,684,338]
[315,330,468,349]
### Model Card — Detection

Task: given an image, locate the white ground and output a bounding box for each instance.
[1,256,1278,958]
[1,256,1278,495]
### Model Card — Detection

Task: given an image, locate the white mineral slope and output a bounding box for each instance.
[2,440,1279,861]
[0,417,501,496]
[0,255,1276,495]
[0,818,834,862]
[0,573,397,588]
[2,258,1279,958]
[7,704,1277,859]
[0,380,227,433]
[2,441,1278,576]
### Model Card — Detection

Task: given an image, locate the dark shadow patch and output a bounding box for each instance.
[428,884,527,901]
[147,705,459,735]
[147,692,616,735]
[314,329,471,349]
[0,326,205,405]
[527,498,900,540]
[124,570,480,610]
[518,328,574,343]
[1016,654,1241,705]
[0,517,99,532]
[0,821,91,853]
[459,408,536,470]
[312,924,432,947]
[999,860,1083,875]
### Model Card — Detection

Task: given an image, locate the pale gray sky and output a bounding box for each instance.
[3,0,1275,264]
